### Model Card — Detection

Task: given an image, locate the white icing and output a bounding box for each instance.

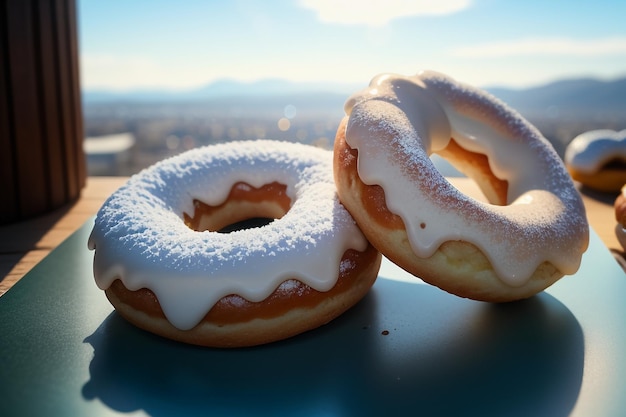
[565,129,626,174]
[88,140,368,330]
[344,70,589,286]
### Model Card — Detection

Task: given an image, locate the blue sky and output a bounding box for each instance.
[78,0,626,91]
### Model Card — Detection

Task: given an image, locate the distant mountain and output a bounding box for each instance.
[486,77,626,118]
[82,78,362,103]
[83,75,626,120]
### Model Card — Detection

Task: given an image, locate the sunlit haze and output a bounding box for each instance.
[78,0,626,91]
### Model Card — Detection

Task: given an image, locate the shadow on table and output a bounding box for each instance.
[577,183,620,205]
[82,278,584,417]
[576,183,626,270]
[0,202,75,283]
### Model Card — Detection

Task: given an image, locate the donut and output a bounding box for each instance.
[564,129,626,193]
[88,140,381,347]
[333,70,589,302]
[615,184,626,250]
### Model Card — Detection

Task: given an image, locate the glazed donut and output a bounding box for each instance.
[565,129,626,193]
[333,70,589,302]
[88,140,381,347]
[615,184,626,250]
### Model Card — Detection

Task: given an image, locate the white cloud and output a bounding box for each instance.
[454,36,626,57]
[299,0,471,27]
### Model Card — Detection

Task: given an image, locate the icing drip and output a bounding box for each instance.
[88,140,368,330]
[565,129,626,174]
[344,70,589,286]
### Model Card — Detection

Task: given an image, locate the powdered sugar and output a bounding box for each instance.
[344,70,589,285]
[88,140,368,330]
[340,258,357,274]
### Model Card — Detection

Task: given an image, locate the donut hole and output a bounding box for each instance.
[216,217,275,233]
[436,139,508,206]
[184,182,292,233]
[602,158,626,170]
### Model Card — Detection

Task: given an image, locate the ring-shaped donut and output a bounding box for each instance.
[334,71,589,302]
[89,140,381,347]
[565,129,626,193]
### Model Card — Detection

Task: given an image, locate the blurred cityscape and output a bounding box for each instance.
[83,95,345,176]
[82,78,626,177]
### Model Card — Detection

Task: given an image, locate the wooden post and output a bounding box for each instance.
[0,0,85,224]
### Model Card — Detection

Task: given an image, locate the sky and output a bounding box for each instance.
[78,0,626,92]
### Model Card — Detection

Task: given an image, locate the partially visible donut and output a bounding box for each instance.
[89,140,381,347]
[565,129,626,193]
[334,70,589,302]
[615,184,626,250]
